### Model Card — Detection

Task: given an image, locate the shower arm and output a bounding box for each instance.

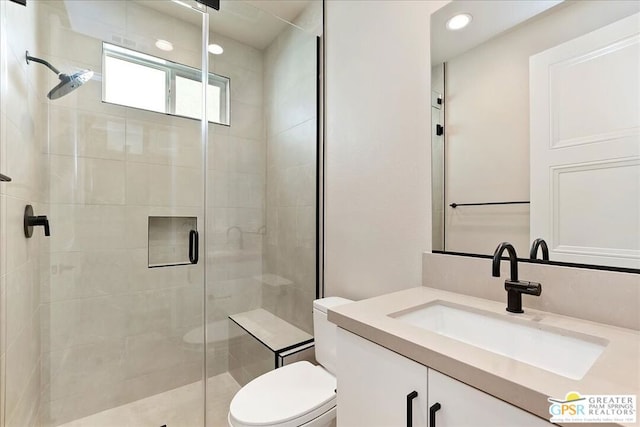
[25,51,61,76]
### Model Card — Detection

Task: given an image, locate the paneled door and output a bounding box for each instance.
[530,13,640,269]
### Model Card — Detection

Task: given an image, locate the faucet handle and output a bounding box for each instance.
[505,280,542,296]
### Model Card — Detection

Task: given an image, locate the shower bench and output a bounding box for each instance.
[228,308,314,386]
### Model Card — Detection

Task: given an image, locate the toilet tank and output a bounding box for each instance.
[313,297,353,375]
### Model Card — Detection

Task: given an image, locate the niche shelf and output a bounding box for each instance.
[148,216,197,268]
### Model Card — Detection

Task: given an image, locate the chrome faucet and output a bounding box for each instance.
[529,238,549,260]
[492,242,542,313]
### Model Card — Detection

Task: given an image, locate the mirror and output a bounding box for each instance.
[431,0,640,270]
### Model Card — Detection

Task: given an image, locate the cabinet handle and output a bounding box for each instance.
[429,402,442,427]
[189,229,199,264]
[406,391,418,427]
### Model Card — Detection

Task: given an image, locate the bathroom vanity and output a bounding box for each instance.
[337,329,550,426]
[329,287,640,427]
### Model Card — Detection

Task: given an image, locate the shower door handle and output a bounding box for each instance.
[189,229,199,264]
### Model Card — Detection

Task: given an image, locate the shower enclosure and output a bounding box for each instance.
[0,0,321,426]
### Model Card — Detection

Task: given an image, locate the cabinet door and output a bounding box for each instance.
[427,370,551,427]
[336,328,428,427]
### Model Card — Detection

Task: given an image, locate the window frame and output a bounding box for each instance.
[102,42,230,125]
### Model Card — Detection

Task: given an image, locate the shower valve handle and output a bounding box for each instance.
[24,205,50,238]
[31,216,50,236]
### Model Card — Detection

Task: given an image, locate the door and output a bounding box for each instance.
[34,1,209,426]
[336,328,428,427]
[530,13,640,268]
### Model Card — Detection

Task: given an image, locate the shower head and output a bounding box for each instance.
[25,51,94,100]
[47,69,94,100]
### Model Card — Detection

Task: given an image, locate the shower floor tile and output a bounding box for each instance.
[55,372,240,427]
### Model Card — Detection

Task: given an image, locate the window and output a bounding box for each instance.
[102,43,229,125]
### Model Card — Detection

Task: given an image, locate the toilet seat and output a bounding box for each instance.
[228,361,336,427]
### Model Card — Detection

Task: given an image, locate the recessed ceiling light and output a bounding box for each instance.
[155,39,174,51]
[446,13,472,31]
[208,44,224,55]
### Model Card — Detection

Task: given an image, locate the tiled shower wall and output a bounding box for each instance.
[0,1,48,426]
[263,2,320,334]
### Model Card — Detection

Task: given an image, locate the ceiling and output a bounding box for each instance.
[211,0,311,49]
[431,0,564,65]
[140,0,312,50]
[243,0,311,24]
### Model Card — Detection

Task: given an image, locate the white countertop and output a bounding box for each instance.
[328,287,640,427]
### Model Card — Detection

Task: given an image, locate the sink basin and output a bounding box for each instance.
[391,302,607,380]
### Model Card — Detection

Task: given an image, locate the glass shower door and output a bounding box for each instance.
[35,1,209,425]
[204,3,322,425]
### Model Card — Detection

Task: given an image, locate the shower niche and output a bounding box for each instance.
[148,216,199,267]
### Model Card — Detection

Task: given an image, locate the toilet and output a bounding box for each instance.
[228,297,353,427]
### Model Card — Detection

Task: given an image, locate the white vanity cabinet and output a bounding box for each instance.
[336,328,428,427]
[428,369,551,427]
[336,328,551,427]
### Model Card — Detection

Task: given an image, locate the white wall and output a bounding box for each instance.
[324,0,449,300]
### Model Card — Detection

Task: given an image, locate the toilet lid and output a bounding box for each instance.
[229,361,336,427]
